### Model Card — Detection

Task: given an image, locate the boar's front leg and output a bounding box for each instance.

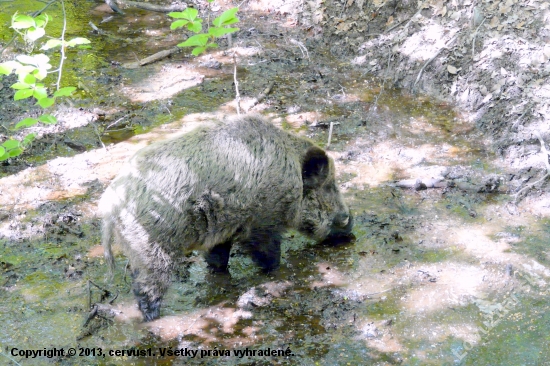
[130,256,172,321]
[205,240,233,273]
[246,229,282,272]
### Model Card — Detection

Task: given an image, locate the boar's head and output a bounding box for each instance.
[299,146,354,244]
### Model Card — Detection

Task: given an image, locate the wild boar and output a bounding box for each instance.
[99,114,353,321]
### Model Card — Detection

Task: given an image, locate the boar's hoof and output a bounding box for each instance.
[134,291,162,322]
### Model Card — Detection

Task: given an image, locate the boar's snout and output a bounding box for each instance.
[324,211,354,246]
[333,211,351,228]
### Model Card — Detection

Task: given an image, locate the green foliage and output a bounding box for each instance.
[169,8,203,33]
[11,13,49,43]
[169,5,239,56]
[0,12,89,161]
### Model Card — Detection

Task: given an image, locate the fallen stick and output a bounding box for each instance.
[247,81,275,111]
[116,0,187,13]
[123,47,181,68]
[394,179,497,192]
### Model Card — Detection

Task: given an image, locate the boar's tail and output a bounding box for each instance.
[102,217,116,278]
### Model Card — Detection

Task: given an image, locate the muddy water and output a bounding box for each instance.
[1,4,549,366]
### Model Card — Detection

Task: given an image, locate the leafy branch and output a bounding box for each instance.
[168,6,239,56]
[0,9,90,161]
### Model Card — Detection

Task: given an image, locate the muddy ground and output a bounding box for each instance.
[0,0,549,365]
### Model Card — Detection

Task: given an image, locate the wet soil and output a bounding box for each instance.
[0,1,549,365]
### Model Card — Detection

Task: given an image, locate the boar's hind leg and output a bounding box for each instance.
[246,229,282,272]
[205,240,233,272]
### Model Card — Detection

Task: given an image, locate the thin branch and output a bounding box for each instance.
[327,122,334,148]
[233,52,241,115]
[105,115,128,130]
[55,0,67,90]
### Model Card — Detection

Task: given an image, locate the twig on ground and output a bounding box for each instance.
[93,124,106,149]
[115,0,187,13]
[400,1,427,32]
[247,81,275,112]
[289,39,310,60]
[83,304,98,327]
[106,115,128,130]
[472,17,486,58]
[0,349,22,366]
[413,34,458,91]
[123,48,181,68]
[238,0,249,8]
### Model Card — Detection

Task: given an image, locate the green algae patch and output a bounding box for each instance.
[20,271,66,300]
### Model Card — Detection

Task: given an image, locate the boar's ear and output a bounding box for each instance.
[302,146,330,190]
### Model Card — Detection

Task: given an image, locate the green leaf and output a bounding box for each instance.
[33,87,48,100]
[0,61,20,75]
[14,89,34,100]
[0,151,9,161]
[38,114,57,124]
[26,27,45,42]
[188,20,203,33]
[16,54,38,66]
[14,117,39,130]
[213,8,239,27]
[12,14,35,29]
[53,87,76,97]
[168,11,185,19]
[33,68,48,80]
[187,19,202,33]
[0,147,4,157]
[41,39,62,50]
[2,139,20,149]
[177,34,209,48]
[33,54,50,67]
[66,37,90,47]
[34,14,49,28]
[9,147,24,157]
[191,47,207,56]
[11,82,31,90]
[23,73,36,84]
[208,27,239,37]
[22,133,37,147]
[169,8,198,21]
[170,19,189,30]
[37,97,55,108]
[15,66,36,82]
